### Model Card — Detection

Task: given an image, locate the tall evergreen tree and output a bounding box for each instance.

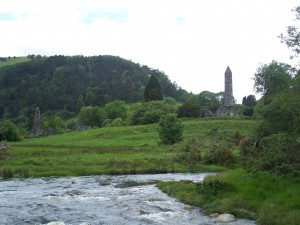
[144,75,163,101]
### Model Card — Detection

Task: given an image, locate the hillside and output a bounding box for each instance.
[0,55,187,119]
[0,57,30,68]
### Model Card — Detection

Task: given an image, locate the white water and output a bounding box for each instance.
[0,173,256,225]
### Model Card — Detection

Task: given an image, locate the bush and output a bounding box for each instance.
[174,137,202,171]
[0,120,21,141]
[158,113,183,145]
[240,133,300,176]
[204,144,235,166]
[104,100,127,120]
[127,101,177,125]
[44,116,66,134]
[104,118,124,127]
[178,101,202,118]
[78,106,107,127]
[196,180,234,197]
[0,143,13,160]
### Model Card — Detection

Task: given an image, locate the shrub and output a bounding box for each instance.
[78,106,107,127]
[196,180,234,197]
[239,133,300,177]
[104,100,127,120]
[0,120,21,141]
[204,144,235,166]
[0,143,13,160]
[127,101,177,125]
[178,101,202,118]
[44,116,66,134]
[158,113,183,145]
[104,118,124,127]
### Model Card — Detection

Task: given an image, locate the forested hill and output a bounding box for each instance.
[0,55,186,118]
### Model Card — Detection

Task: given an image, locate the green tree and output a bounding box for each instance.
[253,61,293,103]
[78,106,106,127]
[256,76,300,136]
[198,91,224,107]
[158,113,183,145]
[127,101,177,125]
[0,120,21,141]
[104,100,127,120]
[144,75,163,101]
[279,5,300,59]
[242,95,257,116]
[178,101,202,118]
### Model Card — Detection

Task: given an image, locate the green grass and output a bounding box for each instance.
[0,57,30,68]
[1,119,254,178]
[157,168,300,225]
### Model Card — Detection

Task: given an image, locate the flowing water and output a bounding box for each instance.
[0,173,256,225]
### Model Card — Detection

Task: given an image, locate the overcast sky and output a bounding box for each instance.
[0,0,299,103]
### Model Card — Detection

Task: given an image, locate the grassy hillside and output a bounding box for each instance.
[0,118,255,177]
[0,57,30,68]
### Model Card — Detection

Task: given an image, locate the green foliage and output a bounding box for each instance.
[196,179,234,197]
[157,169,300,224]
[158,113,183,145]
[0,57,30,68]
[253,61,293,102]
[144,75,163,101]
[0,55,182,121]
[44,116,66,134]
[242,95,257,116]
[174,136,202,171]
[279,5,300,59]
[78,106,107,127]
[242,95,256,106]
[255,85,300,136]
[104,100,127,120]
[1,167,13,179]
[178,101,201,118]
[0,143,13,160]
[240,134,300,177]
[0,120,21,141]
[103,118,125,127]
[204,144,235,166]
[198,91,224,107]
[127,101,177,125]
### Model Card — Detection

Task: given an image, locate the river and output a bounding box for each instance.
[0,173,256,225]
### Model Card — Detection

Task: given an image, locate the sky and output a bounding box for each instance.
[0,0,299,103]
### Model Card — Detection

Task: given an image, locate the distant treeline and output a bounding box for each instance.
[0,55,189,119]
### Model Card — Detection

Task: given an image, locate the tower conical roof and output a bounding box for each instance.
[225,66,231,74]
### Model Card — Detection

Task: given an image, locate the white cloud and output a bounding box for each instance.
[0,0,299,102]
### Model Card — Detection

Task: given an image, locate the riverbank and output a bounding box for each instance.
[1,118,298,224]
[157,168,300,225]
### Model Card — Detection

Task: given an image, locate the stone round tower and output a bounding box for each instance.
[224,66,233,106]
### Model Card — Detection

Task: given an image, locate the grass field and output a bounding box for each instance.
[0,118,255,177]
[0,57,30,68]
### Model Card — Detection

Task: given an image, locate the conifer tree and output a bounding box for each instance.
[144,75,163,101]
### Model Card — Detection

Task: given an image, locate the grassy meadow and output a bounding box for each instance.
[0,57,30,68]
[1,118,255,177]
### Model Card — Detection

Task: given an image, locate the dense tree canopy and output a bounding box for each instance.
[0,55,183,122]
[253,61,293,103]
